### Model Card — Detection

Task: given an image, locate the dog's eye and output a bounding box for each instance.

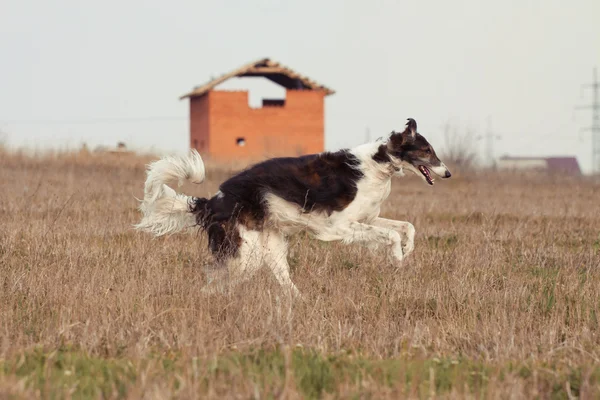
[425,148,432,154]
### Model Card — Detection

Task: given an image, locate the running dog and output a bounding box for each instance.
[135,118,451,297]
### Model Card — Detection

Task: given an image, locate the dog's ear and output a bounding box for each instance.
[403,118,417,140]
[388,130,404,150]
[388,118,417,149]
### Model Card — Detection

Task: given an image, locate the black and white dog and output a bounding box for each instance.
[135,119,451,296]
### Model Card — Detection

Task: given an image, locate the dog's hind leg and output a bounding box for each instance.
[228,226,265,288]
[262,230,301,298]
[201,225,265,295]
[371,218,416,257]
[201,262,229,295]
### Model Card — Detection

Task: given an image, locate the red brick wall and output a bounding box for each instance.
[189,95,209,153]
[189,89,325,161]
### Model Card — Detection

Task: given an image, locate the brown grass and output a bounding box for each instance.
[1,149,600,399]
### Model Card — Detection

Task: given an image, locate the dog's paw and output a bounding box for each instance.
[401,242,414,258]
[387,244,404,266]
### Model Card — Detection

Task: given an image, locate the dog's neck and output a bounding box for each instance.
[350,141,398,181]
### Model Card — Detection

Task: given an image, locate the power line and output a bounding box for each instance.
[0,116,187,125]
[576,66,600,174]
[477,116,501,167]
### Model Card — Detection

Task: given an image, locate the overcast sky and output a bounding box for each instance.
[1,0,599,172]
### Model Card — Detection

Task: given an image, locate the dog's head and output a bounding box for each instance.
[386,118,451,185]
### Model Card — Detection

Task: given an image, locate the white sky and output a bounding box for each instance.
[1,0,599,172]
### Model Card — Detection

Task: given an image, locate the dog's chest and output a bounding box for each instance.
[346,178,391,222]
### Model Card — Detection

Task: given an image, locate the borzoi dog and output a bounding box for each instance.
[135,118,451,297]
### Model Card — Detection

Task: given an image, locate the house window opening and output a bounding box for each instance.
[262,98,285,107]
[236,137,246,147]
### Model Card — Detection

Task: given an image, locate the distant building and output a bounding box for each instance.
[180,58,335,161]
[497,156,582,175]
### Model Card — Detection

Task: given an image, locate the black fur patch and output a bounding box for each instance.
[191,150,365,260]
[191,197,243,262]
[222,150,363,215]
[372,143,391,164]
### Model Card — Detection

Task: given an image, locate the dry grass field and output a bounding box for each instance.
[1,148,600,399]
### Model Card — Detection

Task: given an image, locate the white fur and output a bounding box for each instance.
[431,163,449,177]
[135,149,205,236]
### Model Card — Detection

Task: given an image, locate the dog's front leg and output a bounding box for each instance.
[316,221,404,264]
[371,218,416,257]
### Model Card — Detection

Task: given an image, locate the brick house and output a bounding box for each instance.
[180,58,334,161]
[497,156,582,175]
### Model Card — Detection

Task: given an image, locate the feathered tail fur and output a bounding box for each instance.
[135,149,206,236]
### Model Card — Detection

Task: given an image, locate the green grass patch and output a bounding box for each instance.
[2,346,599,399]
[1,347,136,399]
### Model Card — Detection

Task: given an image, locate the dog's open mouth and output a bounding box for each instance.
[418,165,434,185]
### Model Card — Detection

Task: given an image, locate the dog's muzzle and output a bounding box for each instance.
[431,164,452,179]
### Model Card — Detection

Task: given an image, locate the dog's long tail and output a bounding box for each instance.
[134,149,207,236]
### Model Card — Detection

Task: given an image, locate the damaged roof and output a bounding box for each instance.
[180,58,335,99]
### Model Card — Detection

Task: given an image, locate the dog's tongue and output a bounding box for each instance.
[419,165,434,185]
